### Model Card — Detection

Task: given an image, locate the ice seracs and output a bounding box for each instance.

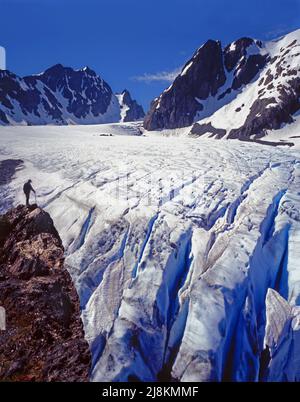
[0,123,299,381]
[262,289,300,381]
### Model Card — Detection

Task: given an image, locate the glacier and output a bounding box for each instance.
[0,123,300,381]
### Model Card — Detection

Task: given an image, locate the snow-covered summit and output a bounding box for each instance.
[0,64,144,126]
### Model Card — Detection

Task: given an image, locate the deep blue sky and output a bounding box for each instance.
[1,0,300,110]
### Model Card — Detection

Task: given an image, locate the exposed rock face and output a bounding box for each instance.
[224,38,266,90]
[228,76,300,140]
[144,40,227,130]
[190,122,226,139]
[144,29,300,142]
[0,205,90,381]
[0,64,121,125]
[116,89,145,122]
[224,38,256,72]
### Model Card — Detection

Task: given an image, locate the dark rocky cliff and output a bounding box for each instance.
[144,40,228,130]
[0,204,91,381]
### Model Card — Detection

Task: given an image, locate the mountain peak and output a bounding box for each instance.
[44,63,65,74]
[0,63,145,125]
[144,37,226,130]
[116,89,145,122]
[121,89,132,104]
[80,66,97,76]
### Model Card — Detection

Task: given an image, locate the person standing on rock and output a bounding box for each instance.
[23,180,36,207]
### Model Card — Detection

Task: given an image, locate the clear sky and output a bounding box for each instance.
[1,0,300,110]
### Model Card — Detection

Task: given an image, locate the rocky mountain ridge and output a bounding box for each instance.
[144,29,300,142]
[0,64,144,125]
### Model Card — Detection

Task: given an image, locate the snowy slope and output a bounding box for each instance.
[116,93,130,122]
[0,124,300,381]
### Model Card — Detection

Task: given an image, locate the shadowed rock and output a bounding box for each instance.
[144,40,226,130]
[117,89,145,122]
[0,204,91,381]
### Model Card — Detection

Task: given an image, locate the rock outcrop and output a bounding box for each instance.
[0,204,91,381]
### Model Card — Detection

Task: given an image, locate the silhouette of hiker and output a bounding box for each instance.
[23,179,36,207]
